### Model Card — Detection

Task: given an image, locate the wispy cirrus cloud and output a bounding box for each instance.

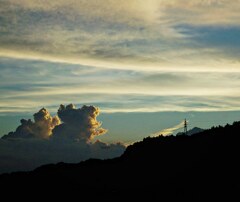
[1,58,240,114]
[152,120,185,137]
[1,0,240,71]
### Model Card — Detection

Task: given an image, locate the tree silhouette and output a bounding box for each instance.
[0,121,240,200]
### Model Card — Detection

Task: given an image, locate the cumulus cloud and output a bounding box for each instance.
[53,104,107,141]
[2,108,60,139]
[3,104,107,141]
[0,104,125,174]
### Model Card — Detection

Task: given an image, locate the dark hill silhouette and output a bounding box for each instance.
[0,122,240,200]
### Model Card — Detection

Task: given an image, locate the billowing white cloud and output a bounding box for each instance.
[2,108,60,139]
[0,104,125,173]
[53,104,107,141]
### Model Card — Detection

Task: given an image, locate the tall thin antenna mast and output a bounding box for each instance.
[184,119,188,135]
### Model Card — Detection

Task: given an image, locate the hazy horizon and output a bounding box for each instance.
[1,108,240,143]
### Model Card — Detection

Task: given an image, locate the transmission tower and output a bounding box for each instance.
[184,119,188,135]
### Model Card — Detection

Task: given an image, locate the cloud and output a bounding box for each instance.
[1,58,240,114]
[152,121,185,137]
[2,108,60,139]
[2,0,240,71]
[53,104,107,141]
[0,104,125,173]
[2,0,160,24]
[0,0,166,70]
[158,0,240,26]
[3,0,240,26]
[1,2,240,116]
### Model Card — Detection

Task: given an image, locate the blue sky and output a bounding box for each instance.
[1,0,240,143]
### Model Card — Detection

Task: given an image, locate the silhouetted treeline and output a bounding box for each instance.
[0,122,240,200]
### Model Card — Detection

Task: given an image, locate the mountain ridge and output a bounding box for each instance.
[0,122,239,200]
[176,126,205,136]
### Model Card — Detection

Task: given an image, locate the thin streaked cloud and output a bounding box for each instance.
[0,1,240,71]
[0,0,240,114]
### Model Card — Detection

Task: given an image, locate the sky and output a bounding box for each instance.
[0,0,240,172]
